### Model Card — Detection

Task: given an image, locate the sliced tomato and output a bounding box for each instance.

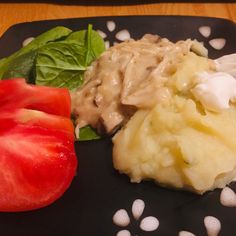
[0,78,77,212]
[0,109,74,133]
[0,123,77,212]
[0,78,71,117]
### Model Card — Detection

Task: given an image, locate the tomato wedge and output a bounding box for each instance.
[0,78,71,117]
[0,123,77,212]
[1,109,74,133]
[0,78,77,212]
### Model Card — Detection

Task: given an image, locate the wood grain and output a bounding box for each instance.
[0,3,235,36]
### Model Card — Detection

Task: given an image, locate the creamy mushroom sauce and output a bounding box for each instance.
[71,34,207,135]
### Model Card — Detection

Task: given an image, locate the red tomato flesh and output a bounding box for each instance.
[0,79,77,212]
[0,78,71,117]
[1,109,74,133]
[0,123,77,212]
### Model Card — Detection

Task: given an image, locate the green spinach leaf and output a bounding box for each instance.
[0,26,72,80]
[35,25,105,90]
[35,42,86,89]
[65,24,105,66]
[78,125,101,141]
[2,50,37,83]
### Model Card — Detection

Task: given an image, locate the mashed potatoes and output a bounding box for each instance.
[113,51,236,194]
[113,96,236,194]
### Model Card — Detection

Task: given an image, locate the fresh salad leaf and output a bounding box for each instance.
[78,125,101,141]
[13,26,72,57]
[65,24,105,66]
[2,50,37,83]
[35,25,105,90]
[35,42,86,89]
[0,26,72,80]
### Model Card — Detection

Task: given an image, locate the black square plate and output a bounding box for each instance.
[0,16,236,236]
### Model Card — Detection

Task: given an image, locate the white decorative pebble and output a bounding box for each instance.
[140,216,159,232]
[115,30,131,41]
[22,37,35,47]
[105,41,110,49]
[116,230,131,236]
[132,199,145,220]
[220,186,236,207]
[209,38,226,50]
[113,209,130,227]
[204,216,221,236]
[179,230,196,236]
[96,30,107,39]
[199,26,211,38]
[107,21,116,32]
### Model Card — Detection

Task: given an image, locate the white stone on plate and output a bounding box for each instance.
[116,230,131,236]
[107,21,116,32]
[220,186,236,207]
[105,40,110,49]
[132,199,145,220]
[204,216,221,236]
[22,37,35,47]
[113,209,130,227]
[199,26,211,38]
[96,30,107,39]
[140,216,159,231]
[115,30,131,41]
[179,230,196,236]
[209,38,226,50]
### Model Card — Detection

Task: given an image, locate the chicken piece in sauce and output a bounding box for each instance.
[71,34,207,135]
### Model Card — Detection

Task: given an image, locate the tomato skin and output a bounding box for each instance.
[0,78,71,117]
[0,78,77,212]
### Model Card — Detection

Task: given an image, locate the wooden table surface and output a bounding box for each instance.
[0,2,235,36]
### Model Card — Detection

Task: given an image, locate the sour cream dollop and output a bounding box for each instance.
[191,71,236,112]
